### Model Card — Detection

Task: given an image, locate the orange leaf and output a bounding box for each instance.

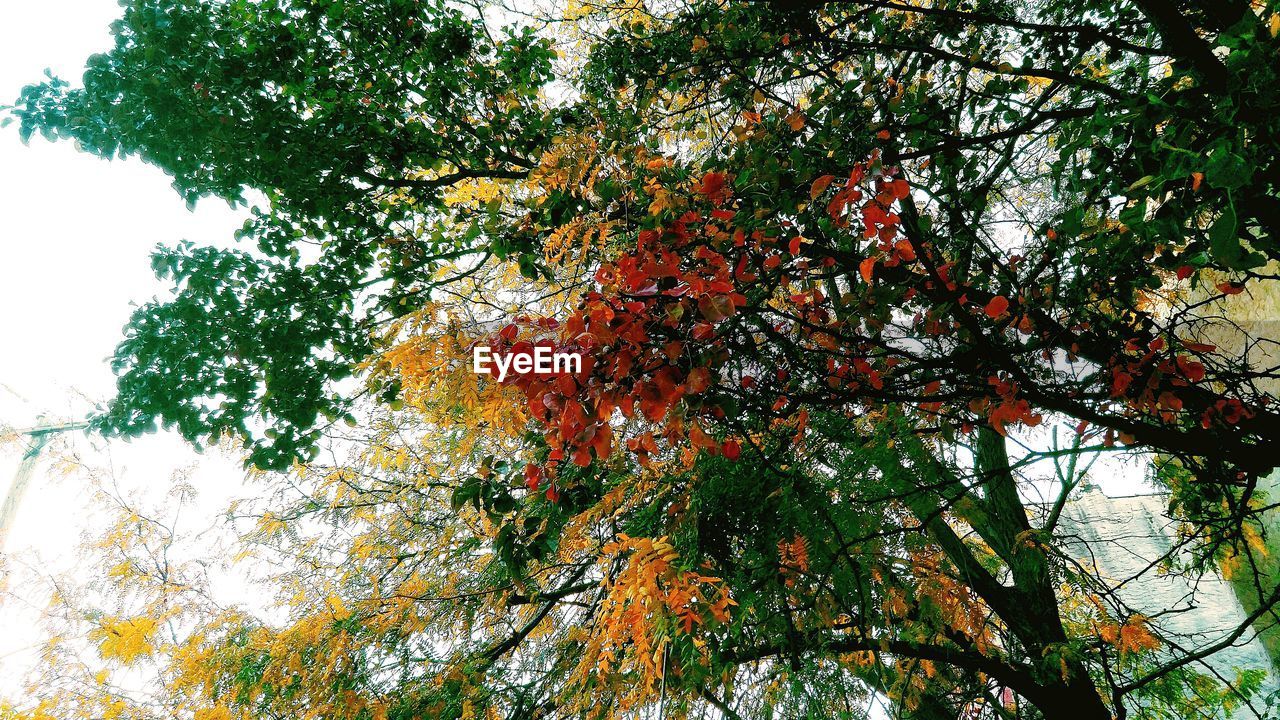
[785,111,806,131]
[894,239,916,262]
[687,367,712,393]
[859,257,876,284]
[984,296,1010,319]
[689,424,718,450]
[809,174,836,200]
[1180,340,1217,353]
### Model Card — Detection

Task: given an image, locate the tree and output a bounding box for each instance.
[7,0,1280,718]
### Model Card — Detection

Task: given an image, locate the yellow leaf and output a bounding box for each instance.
[1244,523,1269,558]
[94,616,157,664]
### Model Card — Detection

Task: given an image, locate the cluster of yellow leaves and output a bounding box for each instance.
[890,657,944,714]
[527,133,637,269]
[529,132,603,198]
[563,0,652,26]
[544,218,616,265]
[442,177,511,208]
[92,616,158,665]
[573,535,735,713]
[166,609,398,720]
[1098,614,1161,657]
[643,175,680,216]
[1,701,66,720]
[1212,511,1270,581]
[907,550,993,653]
[381,309,528,445]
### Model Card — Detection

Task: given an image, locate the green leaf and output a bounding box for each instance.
[1126,174,1157,192]
[1209,207,1266,270]
[1205,151,1250,190]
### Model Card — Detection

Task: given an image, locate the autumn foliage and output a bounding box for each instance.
[7,0,1280,719]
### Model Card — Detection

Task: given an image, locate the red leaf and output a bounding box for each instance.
[1175,265,1195,280]
[788,236,804,255]
[1176,356,1206,382]
[695,171,729,205]
[691,323,716,341]
[722,439,742,461]
[984,296,1010,319]
[556,375,577,396]
[688,367,712,393]
[1180,340,1217,353]
[698,295,729,322]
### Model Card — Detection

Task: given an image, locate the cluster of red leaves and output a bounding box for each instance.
[970,375,1043,437]
[814,164,912,283]
[1106,336,1214,424]
[489,162,943,494]
[485,156,1232,496]
[497,206,747,491]
[1202,397,1256,429]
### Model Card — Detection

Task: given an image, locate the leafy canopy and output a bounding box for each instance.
[8,0,1280,719]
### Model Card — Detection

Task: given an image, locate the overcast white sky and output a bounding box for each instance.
[0,1,250,421]
[0,0,250,688]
